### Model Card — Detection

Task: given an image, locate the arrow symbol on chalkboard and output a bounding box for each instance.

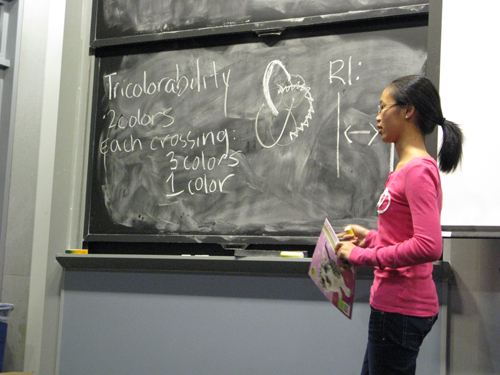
[344,122,378,146]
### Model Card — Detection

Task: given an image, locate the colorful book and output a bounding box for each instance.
[309,218,356,319]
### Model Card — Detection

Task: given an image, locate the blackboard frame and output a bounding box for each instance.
[90,3,429,48]
[84,9,436,249]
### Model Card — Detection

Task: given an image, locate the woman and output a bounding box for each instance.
[335,75,463,375]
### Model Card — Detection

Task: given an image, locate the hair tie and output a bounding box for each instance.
[439,118,446,126]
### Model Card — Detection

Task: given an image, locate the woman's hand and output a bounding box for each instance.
[335,225,370,263]
[338,224,370,248]
[335,240,356,264]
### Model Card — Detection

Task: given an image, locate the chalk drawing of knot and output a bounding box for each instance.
[255,60,315,149]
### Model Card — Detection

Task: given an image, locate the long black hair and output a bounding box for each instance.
[389,75,463,173]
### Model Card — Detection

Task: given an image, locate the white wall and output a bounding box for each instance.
[0,0,91,373]
[440,1,500,227]
[23,0,92,372]
[440,4,500,373]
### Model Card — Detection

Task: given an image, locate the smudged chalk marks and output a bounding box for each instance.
[88,28,427,237]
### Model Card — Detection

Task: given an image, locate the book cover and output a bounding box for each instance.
[309,218,356,319]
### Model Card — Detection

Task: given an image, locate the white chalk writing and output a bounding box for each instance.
[103,59,231,115]
[255,60,315,148]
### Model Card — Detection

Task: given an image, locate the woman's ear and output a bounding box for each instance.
[404,105,416,119]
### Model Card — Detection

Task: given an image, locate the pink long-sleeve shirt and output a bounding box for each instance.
[349,157,442,317]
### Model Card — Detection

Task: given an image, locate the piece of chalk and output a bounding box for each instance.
[280,251,305,258]
[65,249,88,254]
[345,226,355,236]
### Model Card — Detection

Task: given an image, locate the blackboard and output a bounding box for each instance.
[85,17,429,245]
[91,0,428,47]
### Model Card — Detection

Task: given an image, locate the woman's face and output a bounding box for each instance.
[376,87,405,144]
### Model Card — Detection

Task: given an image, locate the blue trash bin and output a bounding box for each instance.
[0,303,14,372]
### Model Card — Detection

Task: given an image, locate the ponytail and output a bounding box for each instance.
[438,119,464,173]
[389,75,464,174]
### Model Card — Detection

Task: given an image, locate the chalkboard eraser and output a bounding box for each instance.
[280,251,305,258]
[65,249,88,254]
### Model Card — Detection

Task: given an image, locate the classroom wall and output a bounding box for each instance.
[0,0,21,294]
[0,0,90,372]
[0,0,498,374]
[58,272,445,375]
[439,2,500,227]
[1,0,48,370]
[439,2,500,373]
[444,238,500,374]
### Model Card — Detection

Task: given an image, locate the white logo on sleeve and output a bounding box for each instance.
[377,188,391,214]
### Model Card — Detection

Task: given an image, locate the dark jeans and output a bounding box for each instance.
[360,307,438,375]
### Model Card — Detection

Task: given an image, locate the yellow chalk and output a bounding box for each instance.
[65,249,88,254]
[280,251,305,258]
[344,226,355,236]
